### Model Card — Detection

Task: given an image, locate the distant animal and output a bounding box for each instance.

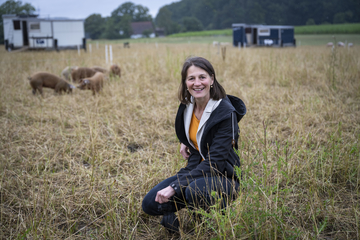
[71,67,97,83]
[77,72,105,95]
[28,72,75,96]
[348,43,353,47]
[124,42,130,48]
[337,42,345,47]
[213,41,219,47]
[326,42,334,47]
[61,66,78,81]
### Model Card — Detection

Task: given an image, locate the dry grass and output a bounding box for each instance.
[0,43,359,239]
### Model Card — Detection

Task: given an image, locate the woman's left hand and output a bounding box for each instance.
[155,186,175,204]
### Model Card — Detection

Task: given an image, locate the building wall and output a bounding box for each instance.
[28,21,53,48]
[259,29,279,45]
[53,21,84,47]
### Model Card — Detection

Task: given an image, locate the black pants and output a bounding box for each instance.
[142,175,239,216]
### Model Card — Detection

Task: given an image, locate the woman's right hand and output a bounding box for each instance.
[180,143,190,160]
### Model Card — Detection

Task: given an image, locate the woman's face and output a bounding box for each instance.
[185,65,214,103]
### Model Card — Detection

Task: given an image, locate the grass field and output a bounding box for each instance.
[295,23,360,34]
[165,23,360,38]
[0,42,360,239]
[90,34,360,46]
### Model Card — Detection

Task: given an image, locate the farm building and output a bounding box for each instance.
[2,14,86,51]
[232,23,296,47]
[130,21,155,39]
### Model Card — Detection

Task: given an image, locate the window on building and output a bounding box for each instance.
[30,23,40,30]
[258,28,270,36]
[13,20,21,30]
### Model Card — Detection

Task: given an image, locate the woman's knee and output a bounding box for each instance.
[142,193,158,216]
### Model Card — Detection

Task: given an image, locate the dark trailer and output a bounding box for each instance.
[232,23,296,48]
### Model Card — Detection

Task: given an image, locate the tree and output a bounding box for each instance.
[85,14,105,39]
[155,6,180,35]
[182,17,203,32]
[111,2,152,22]
[306,18,316,25]
[102,2,151,39]
[0,0,35,44]
[133,5,152,22]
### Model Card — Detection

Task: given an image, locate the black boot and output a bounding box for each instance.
[160,212,179,234]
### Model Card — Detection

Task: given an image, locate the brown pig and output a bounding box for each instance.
[28,72,75,96]
[110,64,121,77]
[92,64,121,78]
[71,67,97,83]
[77,72,105,95]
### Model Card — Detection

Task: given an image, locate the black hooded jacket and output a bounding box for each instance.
[169,95,246,196]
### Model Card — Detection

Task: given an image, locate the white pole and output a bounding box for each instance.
[238,42,241,49]
[89,44,92,54]
[109,45,113,65]
[96,41,99,49]
[77,45,80,56]
[244,42,246,48]
[105,45,108,64]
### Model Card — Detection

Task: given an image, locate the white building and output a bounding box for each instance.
[2,14,85,51]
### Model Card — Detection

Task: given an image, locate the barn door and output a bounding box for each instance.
[22,21,29,46]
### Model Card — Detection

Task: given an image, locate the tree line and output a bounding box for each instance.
[1,0,359,43]
[155,0,360,35]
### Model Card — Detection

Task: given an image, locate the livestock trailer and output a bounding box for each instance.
[2,14,86,51]
[232,23,295,48]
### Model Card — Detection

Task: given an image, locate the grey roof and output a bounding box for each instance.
[131,21,154,35]
[232,23,294,29]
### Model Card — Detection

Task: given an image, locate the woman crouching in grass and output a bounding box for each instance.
[142,56,246,234]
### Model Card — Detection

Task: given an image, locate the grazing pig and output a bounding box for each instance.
[71,67,97,83]
[92,66,109,74]
[61,66,78,81]
[77,72,105,95]
[110,64,121,77]
[28,72,75,96]
[91,65,121,78]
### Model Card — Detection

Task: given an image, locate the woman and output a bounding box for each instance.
[142,56,246,233]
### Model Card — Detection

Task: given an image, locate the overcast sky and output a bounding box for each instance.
[0,0,178,19]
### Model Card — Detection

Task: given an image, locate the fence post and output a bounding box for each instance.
[109,45,113,65]
[105,45,108,64]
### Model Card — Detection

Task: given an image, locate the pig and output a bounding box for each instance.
[77,72,105,95]
[71,67,97,83]
[28,72,75,96]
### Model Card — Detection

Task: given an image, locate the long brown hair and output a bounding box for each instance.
[178,56,226,104]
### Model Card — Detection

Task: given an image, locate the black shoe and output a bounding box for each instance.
[160,212,179,234]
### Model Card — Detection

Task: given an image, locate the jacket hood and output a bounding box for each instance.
[226,95,246,122]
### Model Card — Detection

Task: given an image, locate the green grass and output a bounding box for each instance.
[88,34,360,47]
[295,23,360,34]
[168,29,232,38]
[295,34,360,46]
[87,23,360,47]
[164,23,360,38]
